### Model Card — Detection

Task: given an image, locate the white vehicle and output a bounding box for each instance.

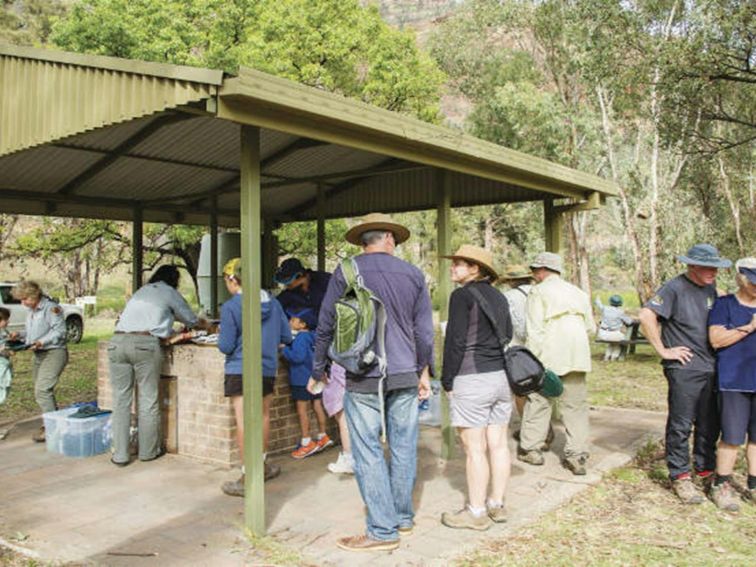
[0,282,85,343]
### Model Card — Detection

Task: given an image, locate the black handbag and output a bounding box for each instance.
[468,286,545,397]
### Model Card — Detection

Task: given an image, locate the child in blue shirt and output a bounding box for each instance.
[282,308,332,459]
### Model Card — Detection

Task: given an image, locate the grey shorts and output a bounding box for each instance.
[450,370,512,428]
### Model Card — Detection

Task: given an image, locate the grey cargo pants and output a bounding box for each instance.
[520,371,589,457]
[33,348,68,414]
[108,333,162,462]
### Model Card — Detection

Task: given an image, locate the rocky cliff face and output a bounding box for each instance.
[371,0,462,29]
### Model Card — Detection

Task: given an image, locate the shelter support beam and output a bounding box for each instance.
[262,219,276,288]
[436,171,454,461]
[316,184,326,271]
[240,125,265,535]
[543,198,564,256]
[210,198,219,318]
[132,207,143,293]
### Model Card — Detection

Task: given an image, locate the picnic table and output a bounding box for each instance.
[596,320,649,360]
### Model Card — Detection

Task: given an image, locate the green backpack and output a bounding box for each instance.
[328,257,387,376]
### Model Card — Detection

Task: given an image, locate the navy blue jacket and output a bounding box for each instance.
[218,291,292,377]
[282,331,315,387]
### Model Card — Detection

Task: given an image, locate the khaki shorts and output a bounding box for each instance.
[450,369,512,428]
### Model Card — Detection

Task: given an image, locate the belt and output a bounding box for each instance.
[114,331,153,336]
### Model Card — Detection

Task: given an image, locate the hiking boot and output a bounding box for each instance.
[441,508,492,531]
[487,504,507,523]
[398,524,414,536]
[710,481,740,512]
[264,462,281,481]
[328,452,355,474]
[336,534,399,552]
[316,434,334,452]
[32,426,45,443]
[695,471,715,494]
[517,448,544,466]
[514,427,554,451]
[563,455,587,476]
[672,476,704,505]
[291,440,319,459]
[222,476,244,497]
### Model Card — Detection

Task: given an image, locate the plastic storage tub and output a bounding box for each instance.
[43,407,112,457]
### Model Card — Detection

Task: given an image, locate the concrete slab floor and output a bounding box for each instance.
[0,407,665,566]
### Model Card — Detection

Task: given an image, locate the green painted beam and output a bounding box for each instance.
[0,44,224,85]
[240,125,265,535]
[262,219,276,289]
[210,199,219,318]
[316,184,326,272]
[436,171,454,461]
[132,207,143,293]
[543,199,564,256]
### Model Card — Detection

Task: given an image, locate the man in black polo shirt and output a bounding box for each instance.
[639,243,731,504]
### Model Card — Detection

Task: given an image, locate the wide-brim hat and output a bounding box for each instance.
[529,252,563,274]
[499,264,532,281]
[736,257,756,284]
[345,212,410,246]
[442,244,499,280]
[676,243,731,268]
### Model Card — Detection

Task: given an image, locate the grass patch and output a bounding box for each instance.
[244,529,315,566]
[0,334,102,424]
[588,343,666,411]
[457,442,756,566]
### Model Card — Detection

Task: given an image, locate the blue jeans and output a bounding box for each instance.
[344,387,419,541]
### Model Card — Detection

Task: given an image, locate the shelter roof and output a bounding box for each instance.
[0,45,617,226]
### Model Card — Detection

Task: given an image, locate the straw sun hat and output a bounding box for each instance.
[345,212,411,246]
[442,244,499,280]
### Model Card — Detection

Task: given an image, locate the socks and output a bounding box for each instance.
[467,505,486,517]
[300,437,311,446]
[487,499,504,510]
[748,475,756,490]
[316,433,326,441]
[714,473,731,487]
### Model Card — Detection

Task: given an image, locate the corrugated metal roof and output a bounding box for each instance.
[0,45,219,156]
[0,46,619,227]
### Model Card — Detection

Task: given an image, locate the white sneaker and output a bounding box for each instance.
[328,452,355,474]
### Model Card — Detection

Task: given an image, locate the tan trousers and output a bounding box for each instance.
[520,371,589,457]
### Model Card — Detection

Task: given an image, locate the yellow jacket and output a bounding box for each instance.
[526,275,595,376]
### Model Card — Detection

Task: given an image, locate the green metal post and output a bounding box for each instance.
[240,125,265,535]
[210,197,219,318]
[437,171,454,460]
[132,207,143,293]
[543,198,564,255]
[316,184,326,272]
[262,219,275,289]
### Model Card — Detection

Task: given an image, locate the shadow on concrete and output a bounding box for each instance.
[0,407,666,566]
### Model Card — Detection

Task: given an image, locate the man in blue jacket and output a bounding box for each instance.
[310,213,434,551]
[217,258,291,497]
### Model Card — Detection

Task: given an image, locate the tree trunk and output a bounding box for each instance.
[717,157,745,255]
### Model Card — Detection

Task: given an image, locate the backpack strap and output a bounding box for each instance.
[468,285,510,353]
[341,256,359,290]
[515,285,529,298]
